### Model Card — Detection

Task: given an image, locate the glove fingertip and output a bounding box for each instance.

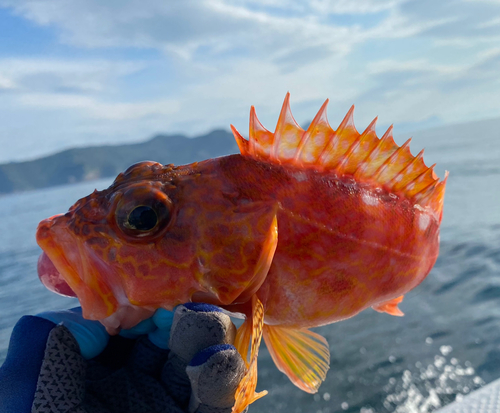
[189,344,235,367]
[183,303,223,313]
[152,308,175,329]
[186,344,246,411]
[120,317,156,338]
[78,327,110,359]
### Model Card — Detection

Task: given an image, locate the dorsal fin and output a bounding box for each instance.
[230,93,448,217]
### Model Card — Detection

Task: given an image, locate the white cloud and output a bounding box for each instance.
[400,0,500,41]
[477,16,500,28]
[17,94,179,120]
[366,59,461,76]
[464,0,500,4]
[0,0,499,163]
[218,0,405,15]
[308,0,404,14]
[0,74,15,89]
[0,0,449,63]
[0,58,144,93]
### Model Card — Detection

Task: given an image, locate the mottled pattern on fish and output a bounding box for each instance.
[36,94,447,412]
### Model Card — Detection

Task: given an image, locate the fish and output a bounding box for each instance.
[36,93,448,412]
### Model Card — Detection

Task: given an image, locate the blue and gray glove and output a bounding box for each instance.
[0,303,247,413]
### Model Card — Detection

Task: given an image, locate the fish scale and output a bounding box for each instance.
[36,94,447,413]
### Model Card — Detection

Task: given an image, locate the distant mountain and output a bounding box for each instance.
[2,115,499,195]
[0,129,239,194]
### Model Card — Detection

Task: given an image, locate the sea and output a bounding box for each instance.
[1,121,499,413]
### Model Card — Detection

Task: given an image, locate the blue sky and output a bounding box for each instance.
[0,0,499,163]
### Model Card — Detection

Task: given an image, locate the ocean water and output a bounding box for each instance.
[1,123,499,413]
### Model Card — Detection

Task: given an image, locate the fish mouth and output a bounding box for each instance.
[37,251,77,298]
[36,214,154,333]
[36,213,112,318]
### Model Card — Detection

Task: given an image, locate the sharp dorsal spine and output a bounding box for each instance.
[230,93,448,217]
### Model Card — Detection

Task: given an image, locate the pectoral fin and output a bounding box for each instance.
[233,213,278,304]
[232,296,268,413]
[262,324,330,393]
[372,295,405,316]
[198,204,278,306]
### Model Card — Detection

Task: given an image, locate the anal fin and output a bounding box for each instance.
[262,324,330,393]
[372,295,405,316]
[234,318,251,368]
[232,296,268,413]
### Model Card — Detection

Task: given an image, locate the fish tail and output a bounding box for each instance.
[232,295,268,413]
[262,323,330,393]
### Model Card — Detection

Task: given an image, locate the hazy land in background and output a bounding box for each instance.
[1,115,499,195]
[0,129,238,194]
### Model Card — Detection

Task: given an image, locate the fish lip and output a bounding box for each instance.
[36,213,155,330]
[36,213,116,320]
[36,214,76,297]
[36,213,84,295]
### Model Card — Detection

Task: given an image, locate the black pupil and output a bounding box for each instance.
[128,206,158,231]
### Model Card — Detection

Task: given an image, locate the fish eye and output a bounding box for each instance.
[115,188,172,239]
[126,205,158,231]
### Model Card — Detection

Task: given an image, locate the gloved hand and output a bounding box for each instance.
[0,303,247,413]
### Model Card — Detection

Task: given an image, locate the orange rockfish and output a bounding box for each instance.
[36,93,447,412]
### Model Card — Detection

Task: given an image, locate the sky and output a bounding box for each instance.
[0,0,499,163]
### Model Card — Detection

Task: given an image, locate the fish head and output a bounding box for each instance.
[36,161,200,330]
[36,160,278,330]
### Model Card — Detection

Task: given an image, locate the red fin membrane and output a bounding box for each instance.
[230,94,448,218]
[372,295,405,316]
[232,296,268,413]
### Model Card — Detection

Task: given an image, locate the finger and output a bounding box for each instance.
[162,303,237,408]
[169,303,236,361]
[153,308,176,330]
[187,344,247,413]
[148,308,176,349]
[119,317,156,339]
[36,307,109,359]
